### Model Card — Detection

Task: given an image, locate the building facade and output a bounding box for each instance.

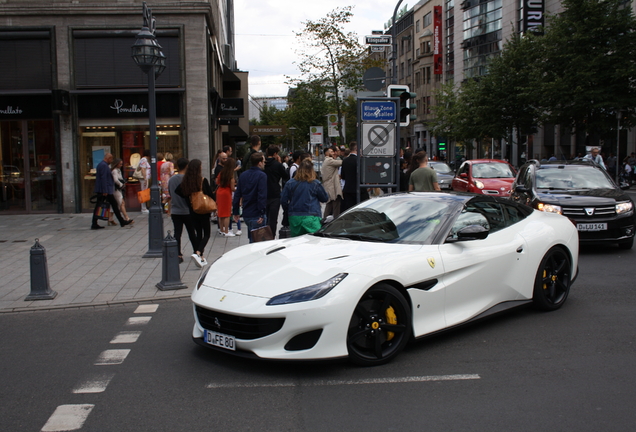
[0,0,248,215]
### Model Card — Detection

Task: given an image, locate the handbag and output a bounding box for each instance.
[132,164,144,179]
[137,188,151,204]
[251,225,274,242]
[190,179,217,214]
[94,200,111,221]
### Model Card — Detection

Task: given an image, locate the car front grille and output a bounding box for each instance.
[562,205,616,219]
[195,305,285,340]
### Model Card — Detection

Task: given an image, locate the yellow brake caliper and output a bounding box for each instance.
[385,306,397,341]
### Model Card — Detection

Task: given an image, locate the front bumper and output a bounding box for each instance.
[191,284,361,361]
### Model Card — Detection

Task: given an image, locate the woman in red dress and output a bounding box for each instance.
[216,157,236,236]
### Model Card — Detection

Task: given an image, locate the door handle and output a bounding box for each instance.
[516,246,524,253]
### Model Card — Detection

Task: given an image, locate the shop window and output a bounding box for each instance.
[0,33,52,90]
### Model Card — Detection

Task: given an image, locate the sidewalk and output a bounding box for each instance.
[0,211,250,314]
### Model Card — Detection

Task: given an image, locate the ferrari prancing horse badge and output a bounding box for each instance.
[427,257,435,268]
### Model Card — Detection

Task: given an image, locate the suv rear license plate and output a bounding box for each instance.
[204,329,236,351]
[577,223,607,231]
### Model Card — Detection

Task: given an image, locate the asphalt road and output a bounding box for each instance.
[1,244,635,432]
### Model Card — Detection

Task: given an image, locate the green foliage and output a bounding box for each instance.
[430,0,636,147]
[288,6,368,145]
[286,81,331,148]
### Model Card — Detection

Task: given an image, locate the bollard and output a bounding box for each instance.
[26,239,57,301]
[156,231,188,291]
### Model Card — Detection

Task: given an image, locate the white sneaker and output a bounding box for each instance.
[191,254,203,268]
[224,231,236,237]
[200,258,208,266]
[235,230,242,236]
[218,229,223,236]
[141,209,149,214]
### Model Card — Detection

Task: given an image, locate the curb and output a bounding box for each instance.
[0,293,192,315]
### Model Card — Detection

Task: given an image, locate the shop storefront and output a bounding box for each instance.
[76,92,182,212]
[0,94,58,213]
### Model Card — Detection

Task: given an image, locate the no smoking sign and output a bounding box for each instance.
[362,123,396,157]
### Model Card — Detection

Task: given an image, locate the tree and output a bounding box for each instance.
[536,0,636,143]
[286,80,331,150]
[290,6,368,146]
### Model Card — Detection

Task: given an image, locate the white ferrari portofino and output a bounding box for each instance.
[192,192,579,366]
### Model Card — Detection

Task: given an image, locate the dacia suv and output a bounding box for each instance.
[510,159,635,249]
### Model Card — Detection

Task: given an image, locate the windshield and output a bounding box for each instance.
[472,163,515,179]
[536,167,615,190]
[430,163,453,174]
[315,195,458,244]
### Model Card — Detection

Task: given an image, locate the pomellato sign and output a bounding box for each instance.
[77,93,180,119]
[0,106,23,115]
[110,99,148,114]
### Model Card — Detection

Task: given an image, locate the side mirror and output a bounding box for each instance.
[514,184,528,193]
[459,173,468,179]
[457,224,489,240]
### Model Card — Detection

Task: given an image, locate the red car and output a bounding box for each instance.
[451,159,517,197]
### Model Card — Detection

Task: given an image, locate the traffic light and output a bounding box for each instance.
[438,139,446,152]
[388,84,417,127]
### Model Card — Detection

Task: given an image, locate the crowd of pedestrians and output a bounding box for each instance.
[90,135,458,267]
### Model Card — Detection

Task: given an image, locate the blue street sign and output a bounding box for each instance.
[361,101,397,121]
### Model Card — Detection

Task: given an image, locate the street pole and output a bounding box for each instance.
[616,112,620,185]
[131,2,166,258]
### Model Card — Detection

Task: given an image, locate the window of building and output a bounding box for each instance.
[423,12,433,28]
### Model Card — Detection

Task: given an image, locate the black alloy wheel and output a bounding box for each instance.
[347,284,411,366]
[533,246,572,311]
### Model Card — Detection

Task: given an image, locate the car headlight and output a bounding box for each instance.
[537,202,563,214]
[616,201,633,214]
[474,180,485,189]
[196,265,213,290]
[266,273,348,305]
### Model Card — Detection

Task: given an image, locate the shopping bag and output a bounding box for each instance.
[137,188,151,204]
[251,225,274,242]
[94,200,111,221]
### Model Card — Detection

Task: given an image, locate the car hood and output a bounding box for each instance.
[478,178,515,191]
[536,188,631,205]
[201,236,421,298]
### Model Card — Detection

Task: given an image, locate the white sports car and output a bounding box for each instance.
[192,192,579,366]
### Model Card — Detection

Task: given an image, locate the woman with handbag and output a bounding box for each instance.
[175,159,215,268]
[216,157,236,237]
[108,158,131,225]
[281,158,329,237]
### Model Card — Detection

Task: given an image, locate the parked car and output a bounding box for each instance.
[192,191,578,365]
[451,159,517,197]
[428,161,454,190]
[510,159,635,249]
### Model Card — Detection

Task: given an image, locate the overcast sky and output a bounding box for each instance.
[233,0,400,97]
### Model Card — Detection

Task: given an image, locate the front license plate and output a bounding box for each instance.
[577,223,607,231]
[440,184,451,189]
[204,329,236,351]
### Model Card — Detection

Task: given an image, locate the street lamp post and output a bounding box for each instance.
[289,127,297,151]
[132,2,166,258]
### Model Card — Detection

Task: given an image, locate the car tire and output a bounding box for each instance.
[532,246,572,311]
[618,237,634,250]
[347,284,411,366]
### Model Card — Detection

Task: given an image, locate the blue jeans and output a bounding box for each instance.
[244,215,268,243]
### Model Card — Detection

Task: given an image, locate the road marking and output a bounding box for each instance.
[126,316,152,325]
[206,374,480,389]
[135,304,159,313]
[94,349,130,365]
[41,404,94,431]
[72,372,116,394]
[110,331,142,344]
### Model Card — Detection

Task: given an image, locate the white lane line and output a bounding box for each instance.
[110,331,142,344]
[126,316,152,325]
[135,304,159,313]
[72,372,116,394]
[206,374,480,389]
[94,349,130,365]
[41,404,94,431]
